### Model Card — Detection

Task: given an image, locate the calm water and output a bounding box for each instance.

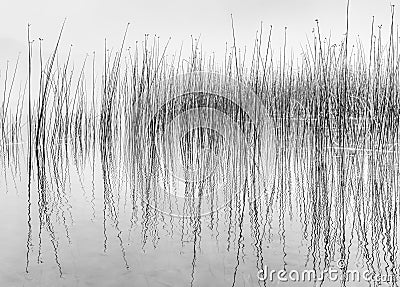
[1,113,399,287]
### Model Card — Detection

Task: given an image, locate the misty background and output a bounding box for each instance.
[0,0,398,109]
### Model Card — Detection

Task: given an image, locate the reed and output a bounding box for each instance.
[0,10,398,283]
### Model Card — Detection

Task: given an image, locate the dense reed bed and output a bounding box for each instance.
[0,12,400,286]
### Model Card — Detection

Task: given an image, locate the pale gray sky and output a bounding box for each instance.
[0,0,398,117]
[0,0,398,78]
[0,0,398,54]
